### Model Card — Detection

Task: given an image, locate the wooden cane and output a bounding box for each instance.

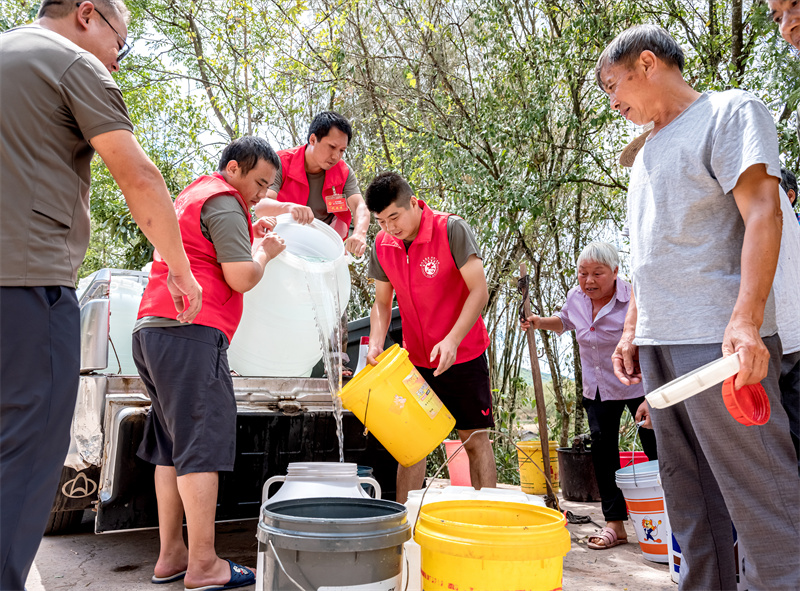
[519,263,557,509]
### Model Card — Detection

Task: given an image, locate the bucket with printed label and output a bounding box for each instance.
[256,497,410,590]
[517,441,559,494]
[615,460,670,563]
[339,344,456,467]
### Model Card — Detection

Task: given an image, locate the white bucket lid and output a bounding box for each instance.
[615,459,660,487]
[645,353,739,409]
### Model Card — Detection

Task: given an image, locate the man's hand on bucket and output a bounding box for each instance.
[254,216,277,237]
[366,342,384,366]
[288,203,314,224]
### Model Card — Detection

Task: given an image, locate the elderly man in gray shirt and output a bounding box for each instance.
[0,2,202,588]
[599,25,799,590]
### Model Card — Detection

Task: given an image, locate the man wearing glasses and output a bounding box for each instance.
[0,2,202,589]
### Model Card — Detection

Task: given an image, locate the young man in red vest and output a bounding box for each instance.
[364,172,497,503]
[134,136,285,590]
[254,112,369,256]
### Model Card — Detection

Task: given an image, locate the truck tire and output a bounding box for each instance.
[44,509,84,535]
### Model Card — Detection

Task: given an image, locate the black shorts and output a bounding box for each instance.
[133,325,236,476]
[416,353,494,430]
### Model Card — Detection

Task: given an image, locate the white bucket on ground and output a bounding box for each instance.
[403,487,546,591]
[228,215,350,376]
[615,460,670,563]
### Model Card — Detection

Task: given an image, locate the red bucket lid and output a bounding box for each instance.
[721,376,770,426]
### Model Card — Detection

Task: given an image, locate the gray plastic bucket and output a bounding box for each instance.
[256,497,411,590]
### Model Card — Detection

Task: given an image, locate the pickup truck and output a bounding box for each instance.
[47,268,403,534]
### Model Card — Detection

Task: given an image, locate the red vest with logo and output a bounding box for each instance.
[137,173,254,343]
[276,144,351,239]
[375,201,490,368]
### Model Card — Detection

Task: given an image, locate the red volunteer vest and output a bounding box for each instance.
[137,173,254,343]
[375,201,490,368]
[276,145,351,239]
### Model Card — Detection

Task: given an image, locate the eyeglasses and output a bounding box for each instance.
[76,2,132,62]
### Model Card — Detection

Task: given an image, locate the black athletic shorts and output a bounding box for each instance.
[133,325,236,476]
[416,353,494,430]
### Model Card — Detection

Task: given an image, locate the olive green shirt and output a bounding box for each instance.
[0,25,133,286]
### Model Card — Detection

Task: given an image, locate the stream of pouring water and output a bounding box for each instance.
[301,256,346,462]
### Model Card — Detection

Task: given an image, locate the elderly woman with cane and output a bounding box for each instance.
[521,241,657,550]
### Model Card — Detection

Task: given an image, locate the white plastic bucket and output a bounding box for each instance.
[615,460,670,563]
[403,487,545,591]
[228,215,351,376]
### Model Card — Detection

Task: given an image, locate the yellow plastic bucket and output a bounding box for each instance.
[414,500,570,591]
[517,441,560,494]
[339,345,456,467]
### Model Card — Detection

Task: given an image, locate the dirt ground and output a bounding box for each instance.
[26,485,674,591]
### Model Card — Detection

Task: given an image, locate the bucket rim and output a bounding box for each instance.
[414,500,570,560]
[272,214,346,270]
[339,344,406,401]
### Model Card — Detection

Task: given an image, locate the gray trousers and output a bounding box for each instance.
[0,287,80,591]
[641,335,800,591]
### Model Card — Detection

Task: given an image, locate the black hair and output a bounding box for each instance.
[781,167,798,208]
[365,172,413,213]
[218,136,280,175]
[596,25,685,90]
[307,111,353,144]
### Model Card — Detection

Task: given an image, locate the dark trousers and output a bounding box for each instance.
[1,287,80,591]
[779,350,800,471]
[582,392,658,522]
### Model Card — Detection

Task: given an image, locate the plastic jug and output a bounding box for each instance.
[262,462,381,506]
[228,215,351,376]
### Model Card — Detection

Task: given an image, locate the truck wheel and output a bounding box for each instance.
[44,509,85,535]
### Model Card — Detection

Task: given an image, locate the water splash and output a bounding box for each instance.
[301,256,346,462]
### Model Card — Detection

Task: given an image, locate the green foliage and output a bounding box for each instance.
[4,1,798,444]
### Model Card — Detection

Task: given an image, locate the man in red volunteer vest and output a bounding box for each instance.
[364,172,497,503]
[254,111,369,256]
[134,137,285,590]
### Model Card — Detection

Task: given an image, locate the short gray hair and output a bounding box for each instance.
[595,25,684,90]
[39,0,131,25]
[577,242,619,271]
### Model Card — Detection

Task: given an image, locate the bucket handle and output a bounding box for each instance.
[359,476,382,499]
[262,475,285,504]
[267,539,313,591]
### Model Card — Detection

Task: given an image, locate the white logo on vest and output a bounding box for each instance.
[420,256,440,278]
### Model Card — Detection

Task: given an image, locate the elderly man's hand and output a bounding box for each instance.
[634,400,653,429]
[722,316,770,389]
[612,334,642,385]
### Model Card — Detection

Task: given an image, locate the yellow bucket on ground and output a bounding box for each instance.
[517,441,560,494]
[414,500,570,591]
[339,344,455,467]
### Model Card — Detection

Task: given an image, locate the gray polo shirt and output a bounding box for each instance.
[0,25,133,287]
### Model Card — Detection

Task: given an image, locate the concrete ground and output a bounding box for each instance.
[26,488,674,591]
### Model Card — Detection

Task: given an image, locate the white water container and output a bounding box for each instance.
[228,215,351,376]
[403,486,546,591]
[261,462,381,506]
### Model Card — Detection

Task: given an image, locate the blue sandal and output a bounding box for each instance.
[184,560,255,591]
